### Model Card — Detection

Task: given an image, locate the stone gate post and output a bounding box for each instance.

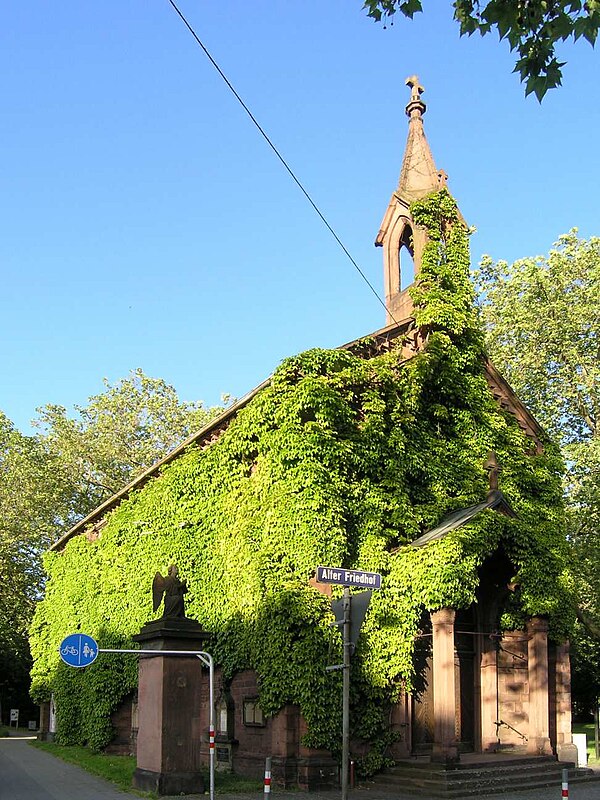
[132,618,209,795]
[526,616,552,756]
[431,607,459,763]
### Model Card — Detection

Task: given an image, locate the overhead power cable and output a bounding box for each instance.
[167,0,398,325]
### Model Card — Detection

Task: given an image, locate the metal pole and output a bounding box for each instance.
[99,648,215,800]
[204,654,215,800]
[341,587,351,800]
[595,704,599,761]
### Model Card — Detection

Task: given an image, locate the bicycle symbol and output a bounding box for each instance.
[59,633,99,667]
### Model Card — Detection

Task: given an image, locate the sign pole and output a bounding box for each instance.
[341,586,350,800]
[319,566,381,800]
[59,636,215,800]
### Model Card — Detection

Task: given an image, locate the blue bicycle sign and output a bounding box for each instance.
[59,633,99,668]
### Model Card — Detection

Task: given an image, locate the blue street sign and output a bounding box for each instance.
[317,566,382,589]
[59,633,99,668]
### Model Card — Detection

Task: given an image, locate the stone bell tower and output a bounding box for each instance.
[375,76,448,325]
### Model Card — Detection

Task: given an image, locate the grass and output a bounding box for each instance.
[31,742,138,793]
[572,722,600,766]
[30,741,264,795]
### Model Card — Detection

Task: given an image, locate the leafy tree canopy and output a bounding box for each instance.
[363,1,600,99]
[0,371,223,720]
[476,229,600,712]
[32,368,224,527]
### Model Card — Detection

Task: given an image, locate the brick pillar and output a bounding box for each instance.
[271,705,300,787]
[480,636,498,752]
[132,618,210,795]
[526,617,552,755]
[431,608,459,763]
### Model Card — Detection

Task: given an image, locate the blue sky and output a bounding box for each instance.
[1,1,598,433]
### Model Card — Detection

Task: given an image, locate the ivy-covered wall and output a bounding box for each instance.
[29,191,574,765]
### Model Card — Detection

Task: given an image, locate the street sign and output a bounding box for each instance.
[317,565,381,589]
[10,709,19,723]
[59,633,99,668]
[331,590,373,649]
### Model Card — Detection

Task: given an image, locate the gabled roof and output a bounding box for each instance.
[50,318,413,552]
[50,316,545,553]
[409,489,517,549]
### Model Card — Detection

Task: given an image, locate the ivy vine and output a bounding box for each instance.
[30,190,573,772]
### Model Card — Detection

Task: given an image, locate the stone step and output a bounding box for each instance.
[382,756,557,776]
[370,760,595,797]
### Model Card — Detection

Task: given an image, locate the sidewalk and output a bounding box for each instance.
[2,733,600,800]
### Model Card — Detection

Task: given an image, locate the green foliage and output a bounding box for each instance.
[30,192,572,766]
[0,371,222,726]
[31,740,264,793]
[476,229,600,713]
[33,368,225,520]
[362,1,600,99]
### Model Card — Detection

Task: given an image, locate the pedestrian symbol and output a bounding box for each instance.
[59,633,99,668]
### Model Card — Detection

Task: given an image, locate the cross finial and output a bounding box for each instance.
[406,75,424,103]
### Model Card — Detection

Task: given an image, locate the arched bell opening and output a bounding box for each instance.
[398,224,415,292]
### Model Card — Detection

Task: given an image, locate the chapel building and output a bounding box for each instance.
[36,78,576,794]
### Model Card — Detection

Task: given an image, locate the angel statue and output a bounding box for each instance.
[152,564,188,618]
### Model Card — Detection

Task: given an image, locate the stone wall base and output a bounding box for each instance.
[132,767,205,795]
[297,756,339,790]
[557,743,578,764]
[231,753,338,790]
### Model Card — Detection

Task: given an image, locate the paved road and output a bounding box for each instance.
[2,733,600,800]
[0,736,139,800]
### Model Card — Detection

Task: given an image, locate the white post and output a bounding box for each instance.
[201,653,215,800]
[264,756,272,797]
[562,767,569,799]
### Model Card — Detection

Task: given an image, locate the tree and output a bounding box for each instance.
[0,412,59,722]
[0,371,224,720]
[476,229,600,712]
[363,1,600,99]
[33,369,225,527]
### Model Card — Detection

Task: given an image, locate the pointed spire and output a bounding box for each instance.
[396,76,444,201]
[375,75,451,327]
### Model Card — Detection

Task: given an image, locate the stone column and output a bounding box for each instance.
[431,608,459,763]
[132,618,210,795]
[37,701,51,742]
[554,641,578,763]
[526,617,552,756]
[480,637,499,752]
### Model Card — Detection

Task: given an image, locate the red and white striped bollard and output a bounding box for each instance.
[264,756,272,798]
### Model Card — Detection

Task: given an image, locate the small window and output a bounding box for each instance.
[218,703,228,735]
[243,698,265,727]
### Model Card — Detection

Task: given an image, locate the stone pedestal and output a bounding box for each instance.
[132,618,210,796]
[431,608,459,764]
[526,617,552,756]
